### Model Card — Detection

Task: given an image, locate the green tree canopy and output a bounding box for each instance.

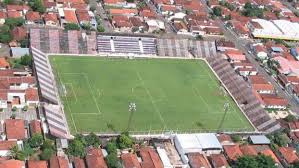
[9,146,26,161]
[67,139,86,158]
[256,154,276,168]
[212,7,222,16]
[28,133,43,148]
[64,23,80,31]
[117,132,134,149]
[235,155,258,168]
[106,141,118,154]
[5,18,25,29]
[85,132,101,148]
[28,0,45,13]
[106,153,122,168]
[40,148,54,160]
[241,2,263,18]
[0,25,12,43]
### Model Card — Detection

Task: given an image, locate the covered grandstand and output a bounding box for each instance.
[97,35,157,55]
[206,57,281,132]
[31,47,71,139]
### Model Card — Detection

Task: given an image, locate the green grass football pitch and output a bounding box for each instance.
[50,56,254,134]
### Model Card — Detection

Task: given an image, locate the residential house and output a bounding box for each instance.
[11,27,27,42]
[112,15,132,32]
[0,141,17,157]
[121,153,141,168]
[259,148,280,165]
[224,49,246,63]
[209,154,229,168]
[217,134,234,146]
[76,10,90,26]
[139,147,164,168]
[215,40,236,52]
[187,153,211,168]
[50,156,69,168]
[103,0,126,7]
[110,8,138,16]
[249,75,275,94]
[129,17,146,32]
[86,148,108,168]
[44,13,59,26]
[28,160,48,168]
[259,94,288,109]
[26,11,43,25]
[0,11,7,24]
[146,19,165,32]
[253,44,268,60]
[5,119,26,140]
[223,145,243,162]
[6,4,30,18]
[73,157,86,168]
[278,147,299,166]
[0,58,10,70]
[30,120,42,135]
[239,145,258,156]
[0,160,25,168]
[59,8,78,26]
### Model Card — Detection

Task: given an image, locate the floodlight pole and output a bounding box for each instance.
[126,102,136,131]
[217,102,229,133]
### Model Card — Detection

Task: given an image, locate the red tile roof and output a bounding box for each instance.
[217,134,233,143]
[25,88,39,101]
[121,153,141,168]
[252,84,274,92]
[28,160,48,168]
[249,75,268,84]
[0,159,25,168]
[76,10,90,22]
[0,141,17,150]
[209,154,229,168]
[5,119,25,140]
[240,145,258,156]
[112,15,132,28]
[26,11,41,21]
[0,58,10,69]
[64,9,78,23]
[7,4,30,11]
[188,153,211,168]
[50,156,69,168]
[86,148,108,168]
[0,11,7,19]
[44,13,59,23]
[260,149,280,163]
[30,120,42,135]
[139,147,163,168]
[103,0,125,4]
[73,157,86,168]
[223,145,243,161]
[7,11,22,18]
[11,27,27,41]
[261,95,288,106]
[278,147,299,164]
[110,8,138,15]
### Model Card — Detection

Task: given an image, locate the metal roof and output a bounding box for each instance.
[249,135,270,144]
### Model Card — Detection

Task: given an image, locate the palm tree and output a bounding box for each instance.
[9,145,25,161]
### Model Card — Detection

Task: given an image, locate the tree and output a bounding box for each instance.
[106,141,118,154]
[20,54,33,67]
[40,148,54,160]
[90,5,96,12]
[106,153,122,168]
[28,0,45,13]
[241,2,263,18]
[212,7,222,16]
[284,114,297,122]
[23,142,34,159]
[9,146,25,161]
[269,132,289,147]
[85,132,101,148]
[231,134,242,142]
[0,25,12,43]
[81,23,92,31]
[67,139,86,158]
[64,23,80,31]
[235,155,258,168]
[117,132,134,149]
[28,134,43,148]
[97,25,105,32]
[256,154,276,168]
[5,18,25,29]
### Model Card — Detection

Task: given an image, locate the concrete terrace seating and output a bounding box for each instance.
[31,47,58,104]
[206,57,281,133]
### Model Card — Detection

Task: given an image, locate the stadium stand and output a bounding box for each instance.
[156,39,217,58]
[206,57,281,133]
[31,47,58,104]
[30,29,97,55]
[31,47,71,139]
[97,35,157,55]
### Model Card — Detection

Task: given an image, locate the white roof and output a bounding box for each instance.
[175,133,222,153]
[157,147,173,168]
[251,19,299,40]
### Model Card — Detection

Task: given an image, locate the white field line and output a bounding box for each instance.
[73,113,100,115]
[61,72,102,115]
[65,83,78,102]
[136,72,167,128]
[70,114,78,133]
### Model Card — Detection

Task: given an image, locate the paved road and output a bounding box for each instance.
[200,0,299,113]
[89,0,113,32]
